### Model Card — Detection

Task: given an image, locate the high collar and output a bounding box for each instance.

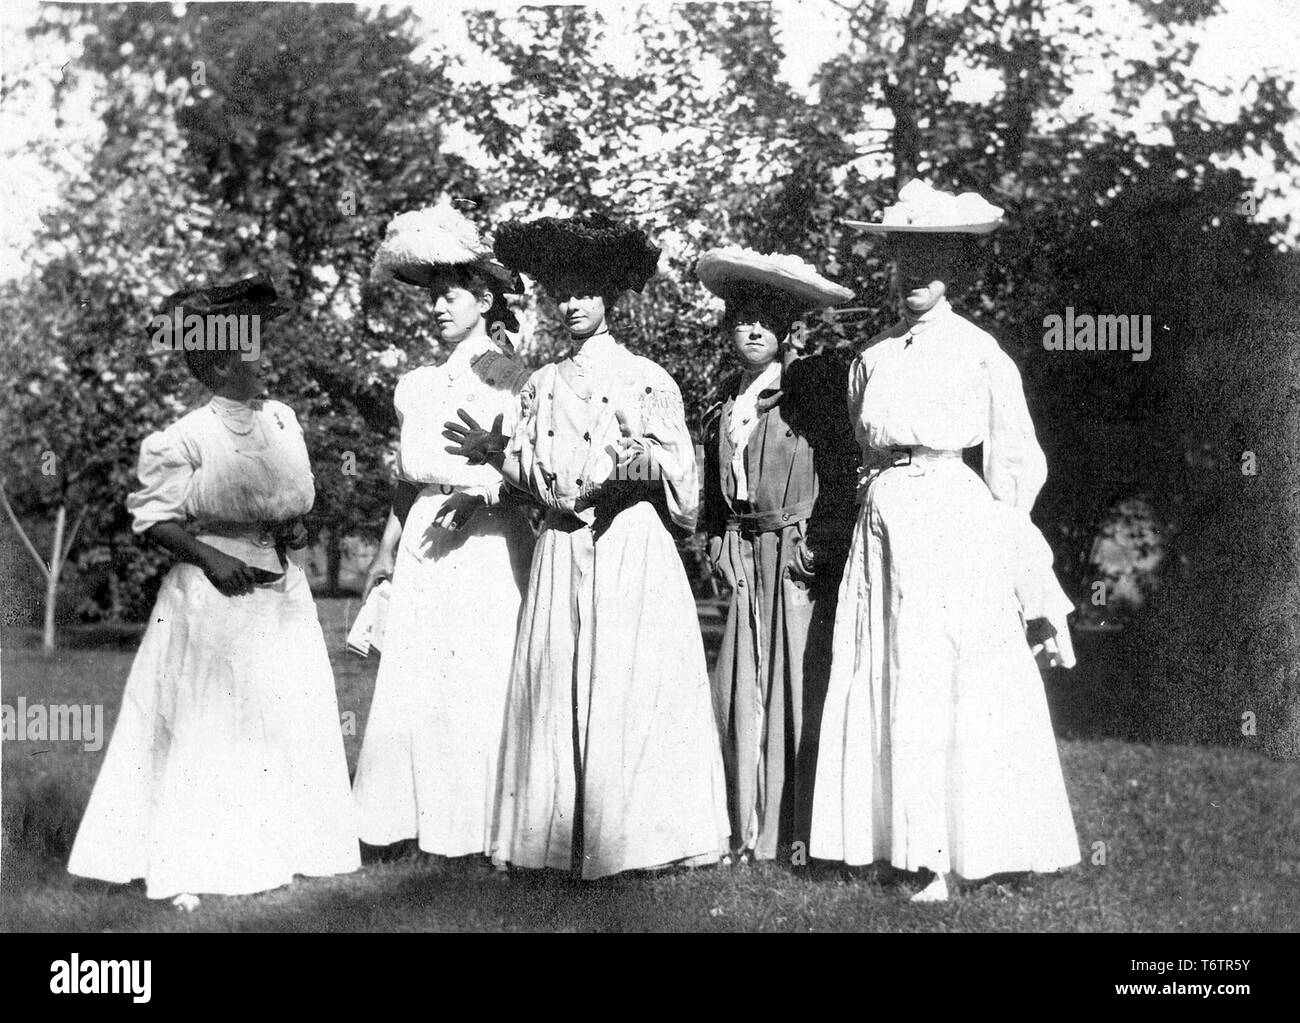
[900,297,954,335]
[210,394,262,414]
[443,333,494,381]
[568,329,618,367]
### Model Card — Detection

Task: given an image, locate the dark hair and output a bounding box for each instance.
[157,273,289,390]
[183,347,241,390]
[428,264,520,333]
[721,284,802,338]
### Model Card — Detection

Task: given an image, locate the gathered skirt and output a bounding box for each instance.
[67,561,359,898]
[494,500,730,878]
[810,459,1080,878]
[352,489,534,856]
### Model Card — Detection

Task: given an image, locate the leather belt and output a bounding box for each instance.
[194,519,292,548]
[725,497,816,534]
[193,519,292,568]
[420,482,468,497]
[885,446,963,468]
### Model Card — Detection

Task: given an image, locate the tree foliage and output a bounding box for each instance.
[1,0,1295,631]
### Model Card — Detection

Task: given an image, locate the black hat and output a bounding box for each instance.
[493,214,661,294]
[158,272,295,322]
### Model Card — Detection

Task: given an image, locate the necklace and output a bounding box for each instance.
[210,399,257,436]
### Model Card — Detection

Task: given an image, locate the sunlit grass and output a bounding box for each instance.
[3,600,1297,932]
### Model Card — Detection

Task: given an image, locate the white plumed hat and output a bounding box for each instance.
[842,179,1004,234]
[696,246,854,310]
[371,201,515,288]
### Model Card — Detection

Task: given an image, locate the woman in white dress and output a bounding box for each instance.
[67,274,360,907]
[443,214,730,879]
[352,203,535,863]
[811,182,1081,902]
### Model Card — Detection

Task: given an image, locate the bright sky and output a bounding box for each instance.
[2,0,1298,279]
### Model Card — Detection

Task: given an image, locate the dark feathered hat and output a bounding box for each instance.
[493,214,661,294]
[158,271,294,322]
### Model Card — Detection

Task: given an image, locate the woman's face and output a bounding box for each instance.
[889,236,956,315]
[548,276,609,339]
[217,348,264,400]
[727,303,783,370]
[429,276,491,348]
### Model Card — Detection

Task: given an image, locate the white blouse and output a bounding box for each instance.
[849,299,1048,511]
[508,332,699,531]
[394,335,530,500]
[128,396,315,535]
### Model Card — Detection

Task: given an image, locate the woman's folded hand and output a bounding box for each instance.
[433,491,486,532]
[285,517,310,550]
[200,548,259,597]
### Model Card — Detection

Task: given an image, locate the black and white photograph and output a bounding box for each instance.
[0,0,1296,988]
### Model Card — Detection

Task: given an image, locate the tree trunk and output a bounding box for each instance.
[42,504,66,654]
[885,0,929,190]
[108,543,124,622]
[326,529,343,596]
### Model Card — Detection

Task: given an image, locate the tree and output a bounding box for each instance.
[7,2,486,616]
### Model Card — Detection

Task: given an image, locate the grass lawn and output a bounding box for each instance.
[2,598,1297,932]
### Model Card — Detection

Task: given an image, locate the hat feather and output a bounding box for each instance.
[494,214,661,294]
[371,201,511,287]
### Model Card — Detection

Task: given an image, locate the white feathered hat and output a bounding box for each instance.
[843,179,1004,234]
[370,201,516,288]
[696,246,854,310]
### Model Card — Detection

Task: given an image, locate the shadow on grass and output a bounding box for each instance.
[6,774,85,870]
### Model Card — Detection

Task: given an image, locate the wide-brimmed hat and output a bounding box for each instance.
[158,271,294,321]
[843,179,1003,234]
[696,246,854,310]
[371,201,517,289]
[493,213,661,294]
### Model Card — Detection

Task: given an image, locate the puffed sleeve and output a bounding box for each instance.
[983,339,1047,511]
[505,373,537,459]
[392,369,413,480]
[126,427,197,535]
[637,368,699,533]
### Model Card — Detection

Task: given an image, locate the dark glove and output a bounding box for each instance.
[443,409,506,466]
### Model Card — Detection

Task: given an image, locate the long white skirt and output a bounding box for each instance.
[352,490,533,857]
[67,562,360,899]
[810,460,1080,879]
[494,502,730,878]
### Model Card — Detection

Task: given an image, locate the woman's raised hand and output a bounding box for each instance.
[612,409,654,481]
[443,409,506,466]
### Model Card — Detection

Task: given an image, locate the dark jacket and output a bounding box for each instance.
[702,351,859,571]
